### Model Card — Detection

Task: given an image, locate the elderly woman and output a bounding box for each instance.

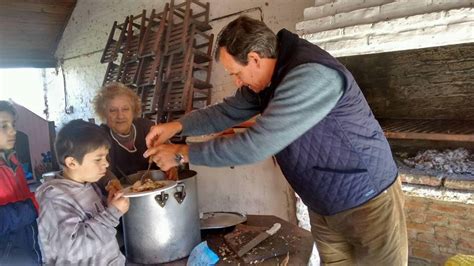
[94,82,174,181]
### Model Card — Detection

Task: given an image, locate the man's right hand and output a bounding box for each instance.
[145,121,183,148]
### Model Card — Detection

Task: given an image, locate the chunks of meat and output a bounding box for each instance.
[131,179,166,193]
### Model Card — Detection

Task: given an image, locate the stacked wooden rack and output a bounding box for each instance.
[101,0,213,123]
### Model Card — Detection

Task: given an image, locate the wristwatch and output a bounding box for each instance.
[174,153,185,167]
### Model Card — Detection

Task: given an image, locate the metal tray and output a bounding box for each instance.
[200,211,247,230]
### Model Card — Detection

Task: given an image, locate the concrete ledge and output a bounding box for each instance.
[445,178,474,191]
[400,165,474,193]
[402,183,474,204]
[400,173,443,187]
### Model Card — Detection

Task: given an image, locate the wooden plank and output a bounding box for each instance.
[0,54,54,63]
[381,119,474,142]
[0,10,68,24]
[0,2,74,14]
[0,0,76,67]
[0,30,59,41]
[0,40,54,50]
[0,58,56,68]
[0,45,53,54]
[384,131,474,142]
[2,0,76,5]
[0,23,60,34]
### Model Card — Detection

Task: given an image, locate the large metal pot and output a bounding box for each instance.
[122,170,201,264]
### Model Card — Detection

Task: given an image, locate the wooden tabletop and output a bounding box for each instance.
[159,214,313,265]
[202,214,314,265]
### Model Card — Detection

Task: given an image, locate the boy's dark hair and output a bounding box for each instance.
[0,101,17,117]
[214,15,277,65]
[55,119,110,166]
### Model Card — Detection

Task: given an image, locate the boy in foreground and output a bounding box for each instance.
[36,119,129,265]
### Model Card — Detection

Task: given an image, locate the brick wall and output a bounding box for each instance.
[338,42,474,121]
[405,194,474,265]
[297,0,474,57]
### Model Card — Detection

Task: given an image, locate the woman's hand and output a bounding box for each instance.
[145,121,183,148]
[144,144,189,171]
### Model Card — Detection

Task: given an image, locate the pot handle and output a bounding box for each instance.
[155,191,169,207]
[174,183,186,204]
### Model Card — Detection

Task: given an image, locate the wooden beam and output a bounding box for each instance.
[380,119,474,142]
[0,11,69,24]
[384,131,474,142]
[0,2,74,14]
[0,58,57,68]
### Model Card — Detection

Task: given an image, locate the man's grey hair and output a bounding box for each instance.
[214,16,278,65]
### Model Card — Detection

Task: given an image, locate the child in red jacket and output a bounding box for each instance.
[0,101,42,265]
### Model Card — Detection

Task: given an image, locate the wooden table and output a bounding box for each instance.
[201,214,313,265]
[148,214,313,266]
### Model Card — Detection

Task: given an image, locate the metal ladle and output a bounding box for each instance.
[140,158,153,183]
[140,137,159,183]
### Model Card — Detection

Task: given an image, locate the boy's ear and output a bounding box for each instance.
[64,156,78,169]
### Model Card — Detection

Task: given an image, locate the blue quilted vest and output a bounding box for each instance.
[259,29,398,215]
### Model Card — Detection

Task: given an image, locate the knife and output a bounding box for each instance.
[237,223,282,257]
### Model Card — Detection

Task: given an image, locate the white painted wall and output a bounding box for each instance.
[296,0,474,57]
[49,0,169,127]
[48,0,313,222]
[193,160,297,221]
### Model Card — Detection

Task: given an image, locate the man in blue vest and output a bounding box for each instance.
[144,16,407,265]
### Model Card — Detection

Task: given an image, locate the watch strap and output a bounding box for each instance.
[174,153,185,167]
